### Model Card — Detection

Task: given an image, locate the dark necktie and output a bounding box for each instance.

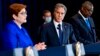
[57,24,63,44]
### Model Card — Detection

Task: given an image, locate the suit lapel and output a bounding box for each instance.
[50,22,60,44]
[12,21,30,38]
[88,17,95,32]
[78,14,96,42]
[62,23,68,45]
[78,14,93,34]
[88,17,96,40]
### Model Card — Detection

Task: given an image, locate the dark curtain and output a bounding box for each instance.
[0,0,100,43]
[0,0,36,42]
[0,0,2,33]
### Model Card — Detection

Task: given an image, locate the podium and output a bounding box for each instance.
[39,46,66,56]
[0,43,100,56]
[84,42,100,54]
[0,50,13,56]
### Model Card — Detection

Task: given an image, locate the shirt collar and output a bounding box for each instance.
[78,10,88,21]
[13,20,22,29]
[53,19,62,29]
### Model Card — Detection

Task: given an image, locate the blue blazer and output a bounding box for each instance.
[1,20,33,50]
[68,13,96,45]
[40,21,77,47]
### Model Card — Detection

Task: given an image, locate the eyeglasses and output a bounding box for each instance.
[19,12,27,15]
[84,7,93,13]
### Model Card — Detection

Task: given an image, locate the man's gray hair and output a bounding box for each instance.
[54,3,67,13]
[82,1,93,8]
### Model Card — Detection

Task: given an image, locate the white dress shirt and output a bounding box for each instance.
[78,11,88,22]
[53,20,63,37]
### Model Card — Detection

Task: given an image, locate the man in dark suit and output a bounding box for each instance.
[68,1,97,45]
[39,3,77,47]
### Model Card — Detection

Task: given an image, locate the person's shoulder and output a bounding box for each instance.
[4,21,18,31]
[69,13,82,23]
[6,21,16,28]
[71,13,80,19]
[42,22,52,27]
[63,22,72,27]
[89,16,93,19]
[67,13,79,23]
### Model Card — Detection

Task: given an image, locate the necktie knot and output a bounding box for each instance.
[57,24,61,30]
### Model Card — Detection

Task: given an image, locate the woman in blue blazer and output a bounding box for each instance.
[1,3,46,51]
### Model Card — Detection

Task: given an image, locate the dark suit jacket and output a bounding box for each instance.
[40,21,77,47]
[68,13,96,45]
[1,20,33,50]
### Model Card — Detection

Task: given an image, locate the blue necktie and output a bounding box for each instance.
[85,19,91,29]
[57,24,63,44]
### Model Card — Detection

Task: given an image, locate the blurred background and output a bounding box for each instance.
[0,0,99,42]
